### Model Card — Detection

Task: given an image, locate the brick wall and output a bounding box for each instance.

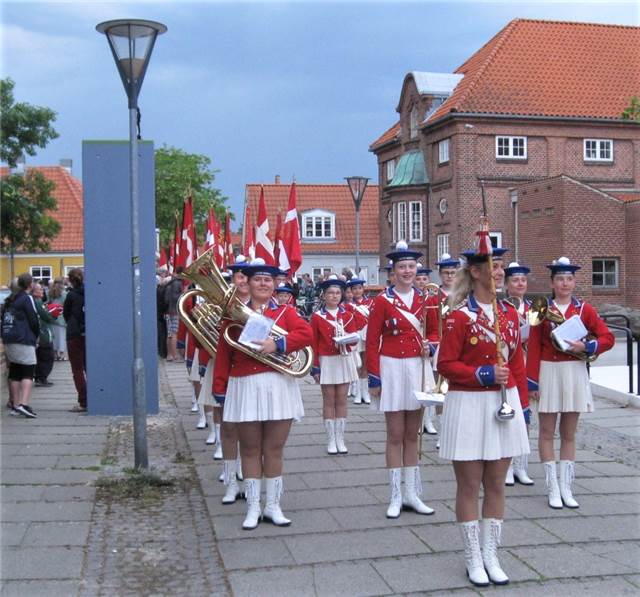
[625,201,640,308]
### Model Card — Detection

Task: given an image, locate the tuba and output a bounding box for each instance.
[528,296,597,363]
[178,248,313,377]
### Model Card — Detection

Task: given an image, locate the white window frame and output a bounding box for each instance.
[409,201,423,242]
[30,265,52,283]
[391,204,397,243]
[301,209,335,240]
[584,139,613,162]
[64,265,83,276]
[592,258,619,288]
[396,202,407,242]
[410,106,419,139]
[489,232,502,248]
[436,234,449,260]
[386,159,396,182]
[495,136,527,159]
[438,138,450,164]
[312,267,333,281]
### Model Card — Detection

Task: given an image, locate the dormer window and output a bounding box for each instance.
[410,106,419,139]
[302,209,335,240]
[424,95,447,120]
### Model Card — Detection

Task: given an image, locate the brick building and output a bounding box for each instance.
[243,178,380,283]
[370,18,640,307]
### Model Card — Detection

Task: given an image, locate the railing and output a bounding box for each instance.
[600,314,639,395]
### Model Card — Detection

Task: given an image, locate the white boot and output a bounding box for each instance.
[262,477,291,526]
[196,404,207,429]
[205,411,216,444]
[481,518,509,585]
[325,419,337,454]
[213,424,223,460]
[423,406,437,435]
[190,387,199,412]
[348,381,356,398]
[222,460,243,504]
[460,521,490,587]
[218,470,224,482]
[242,478,261,530]
[513,454,534,485]
[360,378,370,404]
[386,468,402,519]
[543,461,563,509]
[236,455,243,481]
[559,460,579,508]
[402,466,434,515]
[505,463,514,486]
[335,418,348,454]
[353,380,362,404]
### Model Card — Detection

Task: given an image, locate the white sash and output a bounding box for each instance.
[354,303,370,318]
[382,293,423,337]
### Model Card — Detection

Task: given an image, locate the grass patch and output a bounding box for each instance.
[173,451,193,464]
[101,457,118,466]
[96,471,176,499]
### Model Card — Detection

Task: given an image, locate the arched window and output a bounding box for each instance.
[410,106,419,139]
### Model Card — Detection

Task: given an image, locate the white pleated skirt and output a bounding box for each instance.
[538,360,593,413]
[320,354,358,385]
[188,348,202,382]
[223,371,304,422]
[372,356,423,412]
[439,387,530,461]
[197,358,219,408]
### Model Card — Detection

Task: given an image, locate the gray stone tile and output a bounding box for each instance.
[55,455,102,469]
[369,479,458,501]
[576,476,640,494]
[575,449,615,462]
[21,444,103,456]
[507,495,583,519]
[284,443,371,458]
[228,567,314,597]
[328,502,455,531]
[41,486,97,502]
[217,537,294,569]
[285,527,428,565]
[284,457,342,474]
[509,543,637,578]
[581,540,640,571]
[0,486,45,502]
[580,461,640,477]
[284,487,379,511]
[0,522,29,546]
[314,561,393,596]
[538,514,640,543]
[0,546,84,580]
[584,416,640,428]
[478,577,640,596]
[0,455,59,469]
[1,469,100,485]
[0,580,82,597]
[300,468,389,489]
[22,522,90,546]
[571,493,640,516]
[2,501,93,522]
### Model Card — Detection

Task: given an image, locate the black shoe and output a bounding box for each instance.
[16,404,37,418]
[35,380,54,387]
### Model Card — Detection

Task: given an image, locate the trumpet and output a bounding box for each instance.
[178,248,314,377]
[528,296,597,363]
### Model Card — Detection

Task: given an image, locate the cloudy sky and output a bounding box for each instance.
[2,0,637,229]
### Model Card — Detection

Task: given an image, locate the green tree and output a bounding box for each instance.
[1,77,59,167]
[155,145,229,246]
[1,171,61,278]
[621,96,640,122]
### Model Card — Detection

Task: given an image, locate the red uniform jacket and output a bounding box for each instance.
[366,286,425,387]
[526,296,614,391]
[437,294,528,408]
[213,299,313,402]
[310,306,359,375]
[178,297,210,376]
[344,300,370,333]
[424,288,450,346]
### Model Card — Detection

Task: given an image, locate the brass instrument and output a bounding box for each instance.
[178,248,314,377]
[528,296,597,363]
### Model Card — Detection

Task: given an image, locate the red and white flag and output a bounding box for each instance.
[254,186,275,265]
[214,215,225,269]
[170,212,180,272]
[224,212,235,266]
[274,212,283,268]
[205,209,216,251]
[243,203,255,260]
[158,247,168,269]
[179,195,198,269]
[281,182,302,276]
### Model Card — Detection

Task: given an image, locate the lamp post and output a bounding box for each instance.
[345,176,369,277]
[96,19,167,469]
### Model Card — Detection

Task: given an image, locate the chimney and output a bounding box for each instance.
[275,175,281,185]
[60,159,72,174]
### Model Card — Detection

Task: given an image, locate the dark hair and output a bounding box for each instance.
[17,273,33,291]
[3,273,32,310]
[68,268,84,288]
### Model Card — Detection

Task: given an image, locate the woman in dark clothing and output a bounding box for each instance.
[63,268,87,412]
[1,273,40,418]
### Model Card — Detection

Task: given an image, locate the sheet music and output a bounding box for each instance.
[238,313,275,350]
[551,315,589,351]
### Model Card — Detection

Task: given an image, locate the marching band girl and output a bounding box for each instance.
[414,264,432,290]
[437,246,529,587]
[213,258,313,530]
[366,241,435,519]
[346,277,372,405]
[311,276,360,454]
[503,262,534,486]
[527,257,614,510]
[274,282,296,306]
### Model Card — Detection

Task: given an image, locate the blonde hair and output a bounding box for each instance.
[447,266,474,310]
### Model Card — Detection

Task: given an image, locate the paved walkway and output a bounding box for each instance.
[2,358,639,596]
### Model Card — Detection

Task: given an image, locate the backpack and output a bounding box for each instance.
[1,303,21,344]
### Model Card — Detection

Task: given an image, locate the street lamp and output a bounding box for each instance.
[96,19,167,470]
[345,176,369,277]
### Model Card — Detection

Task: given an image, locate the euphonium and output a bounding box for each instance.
[528,296,597,363]
[178,248,313,377]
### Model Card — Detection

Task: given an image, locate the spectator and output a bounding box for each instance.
[48,277,68,360]
[1,273,39,418]
[64,268,87,413]
[156,268,170,358]
[163,266,184,361]
[31,282,57,387]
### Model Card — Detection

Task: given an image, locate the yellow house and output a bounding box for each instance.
[1,163,84,286]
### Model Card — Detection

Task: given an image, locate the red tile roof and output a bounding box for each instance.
[370,122,401,150]
[0,166,83,252]
[244,183,379,254]
[371,19,640,149]
[610,192,640,203]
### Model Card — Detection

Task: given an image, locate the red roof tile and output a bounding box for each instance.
[244,183,379,254]
[429,19,640,122]
[610,192,640,203]
[1,166,83,252]
[370,122,401,150]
